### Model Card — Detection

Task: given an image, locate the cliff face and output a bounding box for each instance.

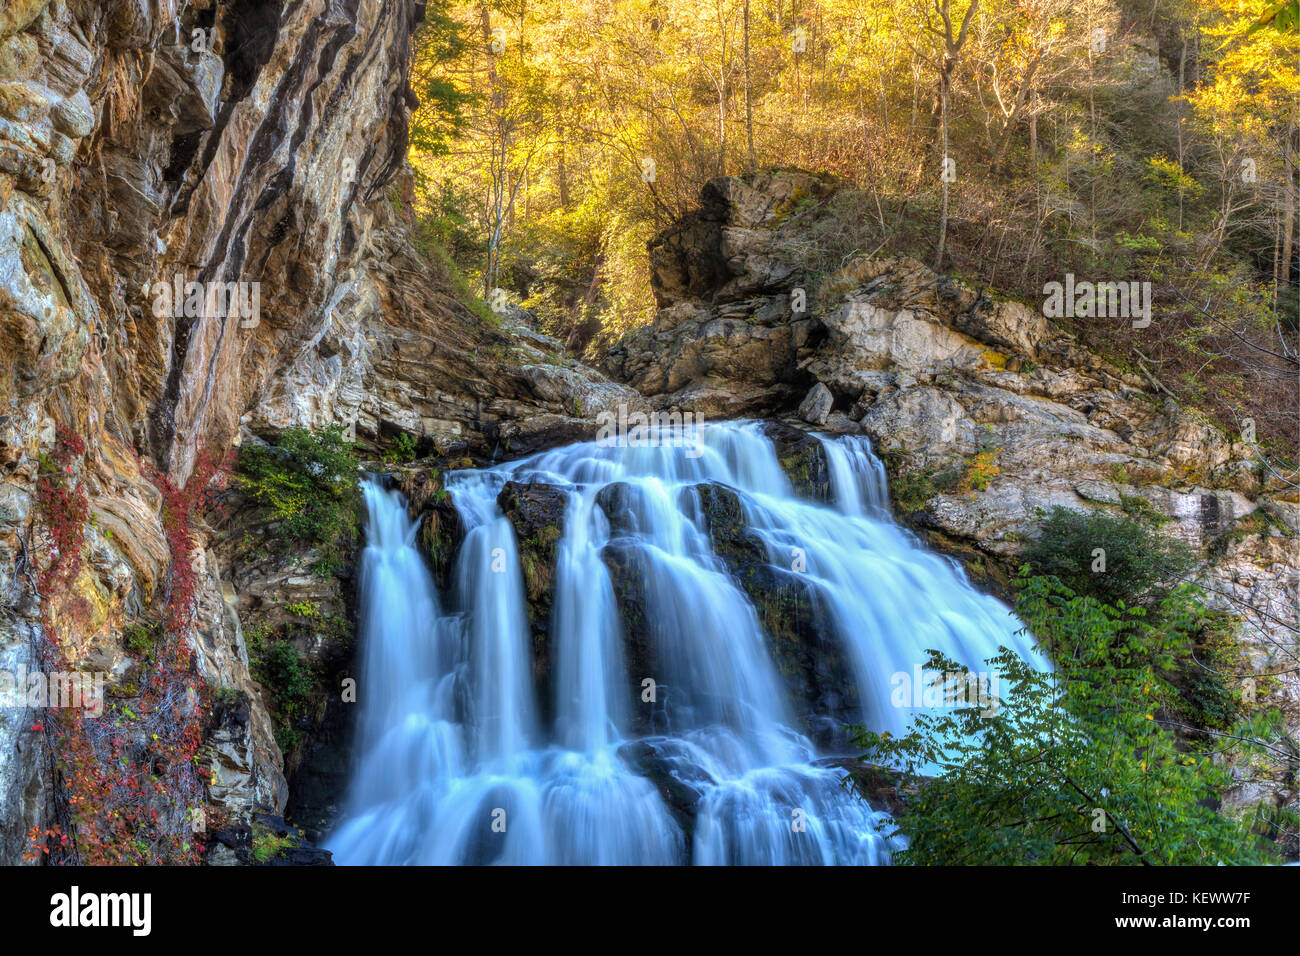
[0,0,639,863]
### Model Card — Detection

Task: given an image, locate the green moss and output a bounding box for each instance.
[251,821,301,863]
[1120,493,1170,527]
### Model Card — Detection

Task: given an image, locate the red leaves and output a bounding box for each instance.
[142,448,232,635]
[29,441,232,866]
[36,426,90,616]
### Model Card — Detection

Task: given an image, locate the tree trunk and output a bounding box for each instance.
[936,88,949,271]
[744,0,756,176]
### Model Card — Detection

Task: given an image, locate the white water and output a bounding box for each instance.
[326,421,1039,865]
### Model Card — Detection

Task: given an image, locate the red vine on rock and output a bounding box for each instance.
[27,443,232,865]
[143,451,233,634]
[35,427,90,656]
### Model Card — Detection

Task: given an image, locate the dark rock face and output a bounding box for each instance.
[399,467,465,591]
[616,737,713,860]
[762,420,832,502]
[683,481,858,746]
[646,178,729,308]
[594,481,651,537]
[497,480,569,722]
[680,481,767,566]
[210,812,333,867]
[604,171,842,417]
[599,539,664,736]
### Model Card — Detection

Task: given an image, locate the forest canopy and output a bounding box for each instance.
[406,0,1298,459]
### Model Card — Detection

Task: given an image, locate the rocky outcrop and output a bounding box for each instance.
[762,420,832,502]
[497,479,568,720]
[604,173,840,419]
[398,466,465,591]
[599,539,664,735]
[605,170,1300,830]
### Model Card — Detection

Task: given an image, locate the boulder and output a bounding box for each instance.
[797,382,834,426]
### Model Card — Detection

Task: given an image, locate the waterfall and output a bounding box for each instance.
[326,421,1040,865]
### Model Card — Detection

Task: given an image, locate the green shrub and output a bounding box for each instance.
[385,431,418,464]
[122,619,160,658]
[1119,493,1170,527]
[887,461,961,514]
[236,425,360,573]
[253,641,314,719]
[856,574,1279,865]
[1023,506,1194,612]
[251,636,315,756]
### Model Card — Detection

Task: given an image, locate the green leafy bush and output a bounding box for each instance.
[385,431,418,464]
[856,574,1279,865]
[236,426,360,573]
[1023,506,1194,612]
[251,639,314,755]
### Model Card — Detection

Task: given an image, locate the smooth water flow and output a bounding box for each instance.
[326,421,1039,865]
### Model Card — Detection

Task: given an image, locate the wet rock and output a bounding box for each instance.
[762,420,831,501]
[618,737,715,849]
[681,481,766,566]
[594,481,651,537]
[211,813,333,866]
[600,539,662,734]
[399,468,465,591]
[497,481,568,626]
[683,480,858,743]
[498,480,569,717]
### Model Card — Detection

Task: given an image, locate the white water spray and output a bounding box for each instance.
[326,421,1039,864]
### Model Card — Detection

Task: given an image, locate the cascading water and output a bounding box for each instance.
[326,421,1040,865]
